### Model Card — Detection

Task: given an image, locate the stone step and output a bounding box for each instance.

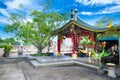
[29,60,40,68]
[29,59,99,70]
[30,60,74,68]
[74,61,99,70]
[38,61,74,67]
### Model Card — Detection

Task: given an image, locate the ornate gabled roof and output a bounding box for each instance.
[75,17,106,32]
[53,16,107,36]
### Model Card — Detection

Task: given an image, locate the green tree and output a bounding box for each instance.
[105,24,120,37]
[4,10,68,53]
[95,17,120,38]
[0,44,12,57]
[0,37,3,43]
[0,37,20,44]
[95,17,114,27]
[4,37,19,44]
[4,0,68,53]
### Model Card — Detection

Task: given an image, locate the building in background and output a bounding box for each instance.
[10,45,37,54]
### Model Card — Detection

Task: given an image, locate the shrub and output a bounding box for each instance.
[0,44,12,57]
[32,53,43,56]
[31,53,53,56]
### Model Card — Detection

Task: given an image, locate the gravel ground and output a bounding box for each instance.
[0,58,119,80]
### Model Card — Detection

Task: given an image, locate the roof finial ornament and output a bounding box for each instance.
[71,9,74,20]
[74,9,78,20]
[70,9,78,20]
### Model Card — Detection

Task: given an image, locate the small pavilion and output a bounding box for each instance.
[54,9,107,57]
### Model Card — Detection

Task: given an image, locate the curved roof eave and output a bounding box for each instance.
[75,17,106,32]
[74,21,105,32]
[59,20,106,33]
[54,17,107,35]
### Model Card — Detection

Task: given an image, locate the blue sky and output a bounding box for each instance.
[0,0,120,39]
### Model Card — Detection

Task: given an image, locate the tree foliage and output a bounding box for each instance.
[105,24,120,37]
[0,37,19,44]
[95,17,120,38]
[0,44,12,57]
[4,10,68,53]
[0,37,3,42]
[95,17,114,27]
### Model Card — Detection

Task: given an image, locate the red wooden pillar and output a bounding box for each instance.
[93,32,97,50]
[57,38,61,56]
[71,34,75,54]
[58,39,60,52]
[71,33,78,59]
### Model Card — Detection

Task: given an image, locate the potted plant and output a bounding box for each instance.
[97,42,111,74]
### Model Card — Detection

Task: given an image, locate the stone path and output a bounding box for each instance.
[0,58,120,80]
[0,59,25,80]
[20,61,110,80]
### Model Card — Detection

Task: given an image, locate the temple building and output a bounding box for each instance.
[54,9,120,64]
[54,9,106,56]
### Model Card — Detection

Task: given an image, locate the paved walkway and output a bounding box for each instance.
[0,59,25,80]
[0,58,120,80]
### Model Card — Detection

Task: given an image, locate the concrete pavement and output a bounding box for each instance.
[0,59,25,80]
[0,58,120,80]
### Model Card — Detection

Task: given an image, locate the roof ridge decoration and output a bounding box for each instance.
[54,9,107,35]
[74,16,106,32]
[71,9,78,21]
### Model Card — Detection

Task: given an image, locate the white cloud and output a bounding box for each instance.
[76,0,120,15]
[5,0,31,9]
[0,0,30,18]
[99,5,120,14]
[83,17,102,25]
[75,0,120,5]
[0,19,10,24]
[84,19,96,25]
[0,31,13,39]
[0,0,43,24]
[5,0,43,11]
[0,9,10,17]
[0,16,10,24]
[80,5,120,15]
[81,11,92,15]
